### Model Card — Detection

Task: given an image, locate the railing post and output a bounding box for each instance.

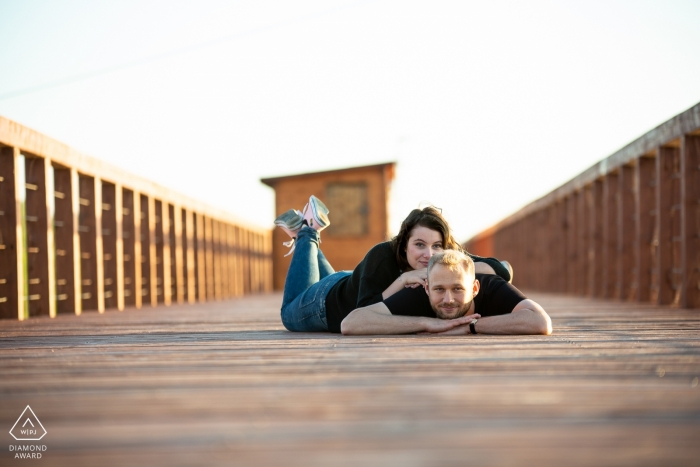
[101,182,117,310]
[173,205,184,304]
[121,188,136,308]
[148,196,158,306]
[184,209,196,304]
[584,184,595,296]
[114,183,124,311]
[205,217,214,300]
[637,154,656,302]
[54,166,78,314]
[133,192,143,309]
[604,170,620,299]
[139,194,152,307]
[0,147,26,319]
[656,145,682,306]
[162,203,172,305]
[78,175,97,311]
[682,135,700,308]
[221,222,231,299]
[155,200,167,305]
[212,220,221,300]
[235,225,243,295]
[195,213,206,302]
[94,177,105,312]
[576,188,588,296]
[619,163,637,301]
[565,194,577,294]
[70,169,82,314]
[22,155,55,318]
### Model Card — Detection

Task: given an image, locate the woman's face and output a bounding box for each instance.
[404,226,444,270]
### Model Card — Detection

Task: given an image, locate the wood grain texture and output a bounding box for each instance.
[1,292,698,466]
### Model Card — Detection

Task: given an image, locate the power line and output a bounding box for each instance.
[0,0,376,102]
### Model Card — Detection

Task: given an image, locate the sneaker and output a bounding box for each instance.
[302,195,330,232]
[500,260,514,284]
[274,209,303,256]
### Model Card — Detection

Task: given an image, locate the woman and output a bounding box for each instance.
[276,195,510,333]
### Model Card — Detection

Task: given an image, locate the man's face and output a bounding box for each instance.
[425,264,479,319]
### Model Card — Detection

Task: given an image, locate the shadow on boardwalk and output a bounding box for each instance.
[1,292,699,466]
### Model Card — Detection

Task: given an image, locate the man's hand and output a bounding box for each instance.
[421,313,480,333]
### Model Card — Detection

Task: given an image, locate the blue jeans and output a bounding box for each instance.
[281,227,351,332]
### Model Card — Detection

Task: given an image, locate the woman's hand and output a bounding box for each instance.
[399,268,428,288]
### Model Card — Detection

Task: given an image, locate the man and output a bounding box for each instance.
[341,250,552,336]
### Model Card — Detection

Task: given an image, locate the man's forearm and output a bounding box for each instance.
[341,308,432,335]
[474,308,552,335]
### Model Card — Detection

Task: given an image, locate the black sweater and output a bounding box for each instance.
[324,241,510,333]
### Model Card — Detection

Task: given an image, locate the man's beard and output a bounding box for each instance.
[432,298,474,319]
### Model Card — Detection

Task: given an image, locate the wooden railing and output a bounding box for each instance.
[465,102,700,308]
[0,117,272,320]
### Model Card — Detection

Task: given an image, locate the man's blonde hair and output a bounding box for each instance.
[427,250,475,277]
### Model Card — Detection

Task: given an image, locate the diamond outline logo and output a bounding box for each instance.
[9,406,47,441]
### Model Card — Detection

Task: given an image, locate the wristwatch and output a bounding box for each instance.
[469,319,478,335]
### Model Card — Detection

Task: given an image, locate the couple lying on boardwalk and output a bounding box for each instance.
[275,196,552,336]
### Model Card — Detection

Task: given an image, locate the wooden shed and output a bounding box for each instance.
[261,162,395,290]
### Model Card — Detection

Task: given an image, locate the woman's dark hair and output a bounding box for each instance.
[390,206,462,271]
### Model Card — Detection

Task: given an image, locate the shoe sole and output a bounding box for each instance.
[308,196,330,227]
[275,209,303,229]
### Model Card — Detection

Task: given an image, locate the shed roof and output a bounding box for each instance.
[260,161,395,188]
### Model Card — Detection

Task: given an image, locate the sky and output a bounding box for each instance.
[0,0,699,241]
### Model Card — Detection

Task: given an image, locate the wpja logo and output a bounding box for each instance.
[9,406,47,459]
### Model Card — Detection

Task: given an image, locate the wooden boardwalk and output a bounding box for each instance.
[1,292,699,466]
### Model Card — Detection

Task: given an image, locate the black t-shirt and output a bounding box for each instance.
[383,273,526,319]
[324,241,513,333]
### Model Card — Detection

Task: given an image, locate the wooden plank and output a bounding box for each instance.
[578,187,588,296]
[585,183,595,296]
[195,214,206,302]
[70,169,82,315]
[565,194,577,295]
[638,155,656,303]
[121,188,136,308]
[234,225,243,296]
[53,166,78,314]
[205,217,215,300]
[114,184,124,311]
[101,182,117,310]
[94,177,105,313]
[619,163,636,301]
[78,175,98,311]
[140,194,152,307]
[243,228,251,294]
[154,200,166,305]
[148,196,158,307]
[184,209,195,304]
[604,171,620,299]
[23,155,54,317]
[682,135,700,307]
[0,147,25,319]
[0,293,698,466]
[173,205,184,304]
[592,180,605,298]
[656,146,681,305]
[212,220,222,300]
